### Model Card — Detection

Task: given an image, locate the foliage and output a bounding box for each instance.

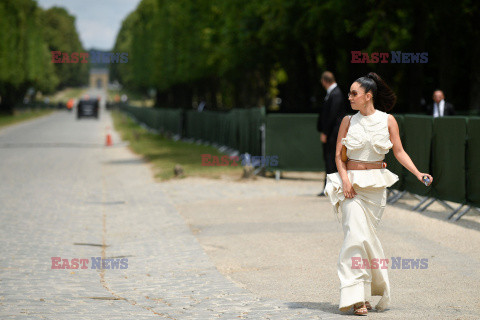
[0,0,85,115]
[111,0,479,113]
[2,0,478,114]
[40,6,88,87]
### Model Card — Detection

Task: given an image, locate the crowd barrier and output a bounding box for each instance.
[467,118,480,208]
[432,117,467,204]
[265,114,324,171]
[403,115,434,197]
[118,105,479,220]
[120,105,182,135]
[376,114,478,220]
[120,105,265,155]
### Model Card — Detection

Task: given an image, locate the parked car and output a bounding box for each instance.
[77,98,99,119]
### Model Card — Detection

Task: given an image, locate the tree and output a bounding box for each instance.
[0,0,83,115]
[111,0,480,113]
[40,6,88,88]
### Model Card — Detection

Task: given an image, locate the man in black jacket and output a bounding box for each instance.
[317,71,348,196]
[426,90,455,117]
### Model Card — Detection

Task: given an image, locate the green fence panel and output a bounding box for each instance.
[402,115,433,196]
[145,108,159,129]
[160,109,181,135]
[132,107,140,122]
[182,109,258,153]
[186,110,201,139]
[192,111,200,139]
[194,112,202,139]
[121,106,182,136]
[431,117,468,203]
[204,112,214,142]
[160,109,167,133]
[217,113,229,146]
[196,112,203,140]
[199,111,210,142]
[204,112,213,143]
[191,112,200,139]
[159,109,165,132]
[185,111,193,138]
[383,114,405,190]
[227,110,239,150]
[212,112,220,143]
[160,109,168,133]
[202,112,210,142]
[265,114,324,171]
[248,107,264,155]
[466,117,480,207]
[236,110,249,154]
[209,112,221,144]
[175,109,182,135]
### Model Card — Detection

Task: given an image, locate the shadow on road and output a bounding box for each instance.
[287,301,342,314]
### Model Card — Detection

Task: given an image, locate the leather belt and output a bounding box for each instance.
[347,158,387,169]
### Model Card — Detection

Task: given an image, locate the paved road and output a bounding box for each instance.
[0,92,343,319]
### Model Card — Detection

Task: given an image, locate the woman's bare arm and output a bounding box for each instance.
[334,116,358,198]
[335,116,350,183]
[388,115,433,182]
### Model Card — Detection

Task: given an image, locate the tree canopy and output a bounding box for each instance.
[0,0,86,114]
[112,0,479,113]
[40,6,88,88]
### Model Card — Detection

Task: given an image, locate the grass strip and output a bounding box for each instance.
[0,109,54,129]
[111,110,243,181]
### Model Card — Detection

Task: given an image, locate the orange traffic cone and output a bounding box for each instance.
[105,126,113,146]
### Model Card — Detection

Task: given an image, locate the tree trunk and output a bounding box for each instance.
[0,83,28,116]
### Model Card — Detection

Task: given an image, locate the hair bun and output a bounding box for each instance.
[354,72,396,112]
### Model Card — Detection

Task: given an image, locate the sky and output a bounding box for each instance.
[37,0,142,51]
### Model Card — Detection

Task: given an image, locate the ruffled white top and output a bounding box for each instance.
[324,109,399,222]
[341,109,393,162]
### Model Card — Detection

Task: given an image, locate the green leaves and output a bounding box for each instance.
[0,0,85,114]
[111,0,479,112]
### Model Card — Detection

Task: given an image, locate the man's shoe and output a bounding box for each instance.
[317,191,326,197]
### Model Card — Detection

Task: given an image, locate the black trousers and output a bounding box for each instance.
[322,134,339,190]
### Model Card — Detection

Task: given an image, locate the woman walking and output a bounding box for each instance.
[324,73,433,316]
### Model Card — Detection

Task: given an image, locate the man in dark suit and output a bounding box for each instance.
[426,90,455,117]
[317,71,348,196]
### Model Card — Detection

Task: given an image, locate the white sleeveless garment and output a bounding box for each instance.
[324,109,399,312]
[342,109,394,162]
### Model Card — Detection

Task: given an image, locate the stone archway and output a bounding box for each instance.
[89,68,109,91]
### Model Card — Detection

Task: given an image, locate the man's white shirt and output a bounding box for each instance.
[324,83,337,101]
[433,99,445,118]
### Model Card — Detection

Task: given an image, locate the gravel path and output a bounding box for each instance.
[160,168,480,319]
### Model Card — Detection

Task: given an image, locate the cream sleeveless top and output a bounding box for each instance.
[341,109,393,162]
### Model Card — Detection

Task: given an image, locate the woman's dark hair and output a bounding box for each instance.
[354,72,397,112]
